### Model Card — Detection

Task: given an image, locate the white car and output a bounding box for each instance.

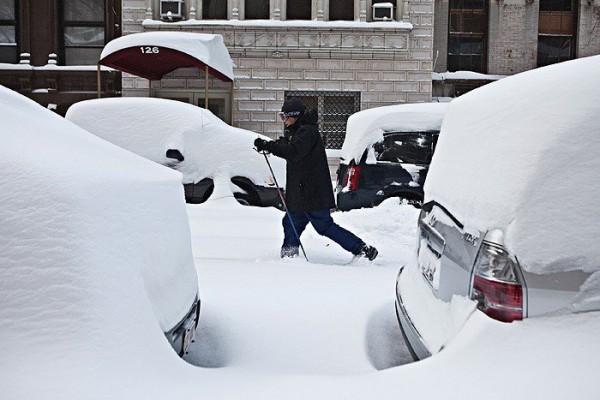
[1,84,200,358]
[65,97,286,209]
[395,56,600,359]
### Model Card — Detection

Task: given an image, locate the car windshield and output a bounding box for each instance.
[373,131,438,164]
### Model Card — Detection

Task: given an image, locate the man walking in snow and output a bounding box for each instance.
[254,98,378,261]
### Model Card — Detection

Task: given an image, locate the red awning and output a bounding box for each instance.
[99,46,231,81]
[98,32,235,82]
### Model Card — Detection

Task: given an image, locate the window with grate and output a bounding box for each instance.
[287,0,311,20]
[0,0,18,63]
[285,91,361,150]
[537,0,576,67]
[448,0,487,73]
[245,0,269,19]
[330,0,354,21]
[203,0,227,19]
[61,0,105,65]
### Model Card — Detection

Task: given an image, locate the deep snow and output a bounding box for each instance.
[3,54,600,399]
[181,198,600,400]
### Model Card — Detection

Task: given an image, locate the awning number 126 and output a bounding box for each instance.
[140,46,160,54]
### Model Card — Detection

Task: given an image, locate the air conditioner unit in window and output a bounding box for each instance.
[372,2,394,21]
[160,0,184,21]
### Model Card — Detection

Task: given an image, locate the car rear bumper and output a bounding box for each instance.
[165,297,201,356]
[335,189,376,211]
[395,266,432,360]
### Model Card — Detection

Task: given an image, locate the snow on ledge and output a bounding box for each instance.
[0,62,115,71]
[433,71,507,81]
[143,18,413,30]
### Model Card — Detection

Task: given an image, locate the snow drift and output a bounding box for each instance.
[0,85,199,398]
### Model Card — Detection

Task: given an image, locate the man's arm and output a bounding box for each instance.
[269,128,317,162]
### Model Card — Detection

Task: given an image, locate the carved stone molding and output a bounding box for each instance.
[231,28,409,52]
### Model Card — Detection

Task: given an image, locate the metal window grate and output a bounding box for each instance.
[285,91,361,149]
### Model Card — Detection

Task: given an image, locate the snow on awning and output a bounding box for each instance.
[98,32,234,82]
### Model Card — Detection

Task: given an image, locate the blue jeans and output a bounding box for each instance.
[282,209,365,256]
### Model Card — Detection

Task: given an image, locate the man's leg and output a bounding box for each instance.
[281,211,309,257]
[306,210,365,255]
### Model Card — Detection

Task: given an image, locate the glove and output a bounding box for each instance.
[254,138,271,153]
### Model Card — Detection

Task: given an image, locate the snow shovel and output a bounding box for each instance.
[255,147,308,262]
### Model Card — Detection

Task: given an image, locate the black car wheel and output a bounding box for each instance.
[234,191,260,207]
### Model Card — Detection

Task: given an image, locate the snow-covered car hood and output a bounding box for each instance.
[340,102,448,165]
[0,84,199,366]
[425,55,600,276]
[65,97,286,192]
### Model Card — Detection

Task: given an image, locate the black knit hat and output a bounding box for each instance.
[280,98,306,118]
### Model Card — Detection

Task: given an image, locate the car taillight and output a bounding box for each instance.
[470,242,523,323]
[343,166,362,191]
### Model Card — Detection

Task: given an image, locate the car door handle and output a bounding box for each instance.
[419,218,446,257]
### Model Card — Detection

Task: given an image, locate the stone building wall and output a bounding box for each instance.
[578,4,600,58]
[121,0,434,138]
[432,0,448,72]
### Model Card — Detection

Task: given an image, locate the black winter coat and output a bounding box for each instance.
[267,110,336,212]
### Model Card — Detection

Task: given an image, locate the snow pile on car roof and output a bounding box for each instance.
[340,102,449,164]
[0,85,199,397]
[425,56,600,274]
[66,97,285,189]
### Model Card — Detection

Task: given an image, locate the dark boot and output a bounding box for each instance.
[280,246,300,258]
[359,245,378,261]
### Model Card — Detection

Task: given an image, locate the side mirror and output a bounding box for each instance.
[166,149,184,162]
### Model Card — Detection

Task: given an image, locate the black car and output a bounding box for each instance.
[335,103,448,211]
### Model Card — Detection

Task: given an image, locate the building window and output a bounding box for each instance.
[330,0,354,21]
[245,0,269,19]
[447,0,487,73]
[287,0,311,20]
[537,0,576,67]
[285,91,361,150]
[0,0,18,63]
[203,0,227,19]
[61,0,105,65]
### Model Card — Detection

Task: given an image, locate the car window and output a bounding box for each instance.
[373,132,438,164]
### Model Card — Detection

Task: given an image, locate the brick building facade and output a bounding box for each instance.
[0,0,122,115]
[433,0,600,98]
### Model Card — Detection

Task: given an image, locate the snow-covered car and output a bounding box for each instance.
[395,56,600,360]
[1,85,200,358]
[65,97,286,210]
[336,103,448,211]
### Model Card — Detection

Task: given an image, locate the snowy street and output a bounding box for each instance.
[183,197,417,374]
[4,84,600,399]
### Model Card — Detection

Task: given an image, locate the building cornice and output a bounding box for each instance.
[142,18,413,31]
